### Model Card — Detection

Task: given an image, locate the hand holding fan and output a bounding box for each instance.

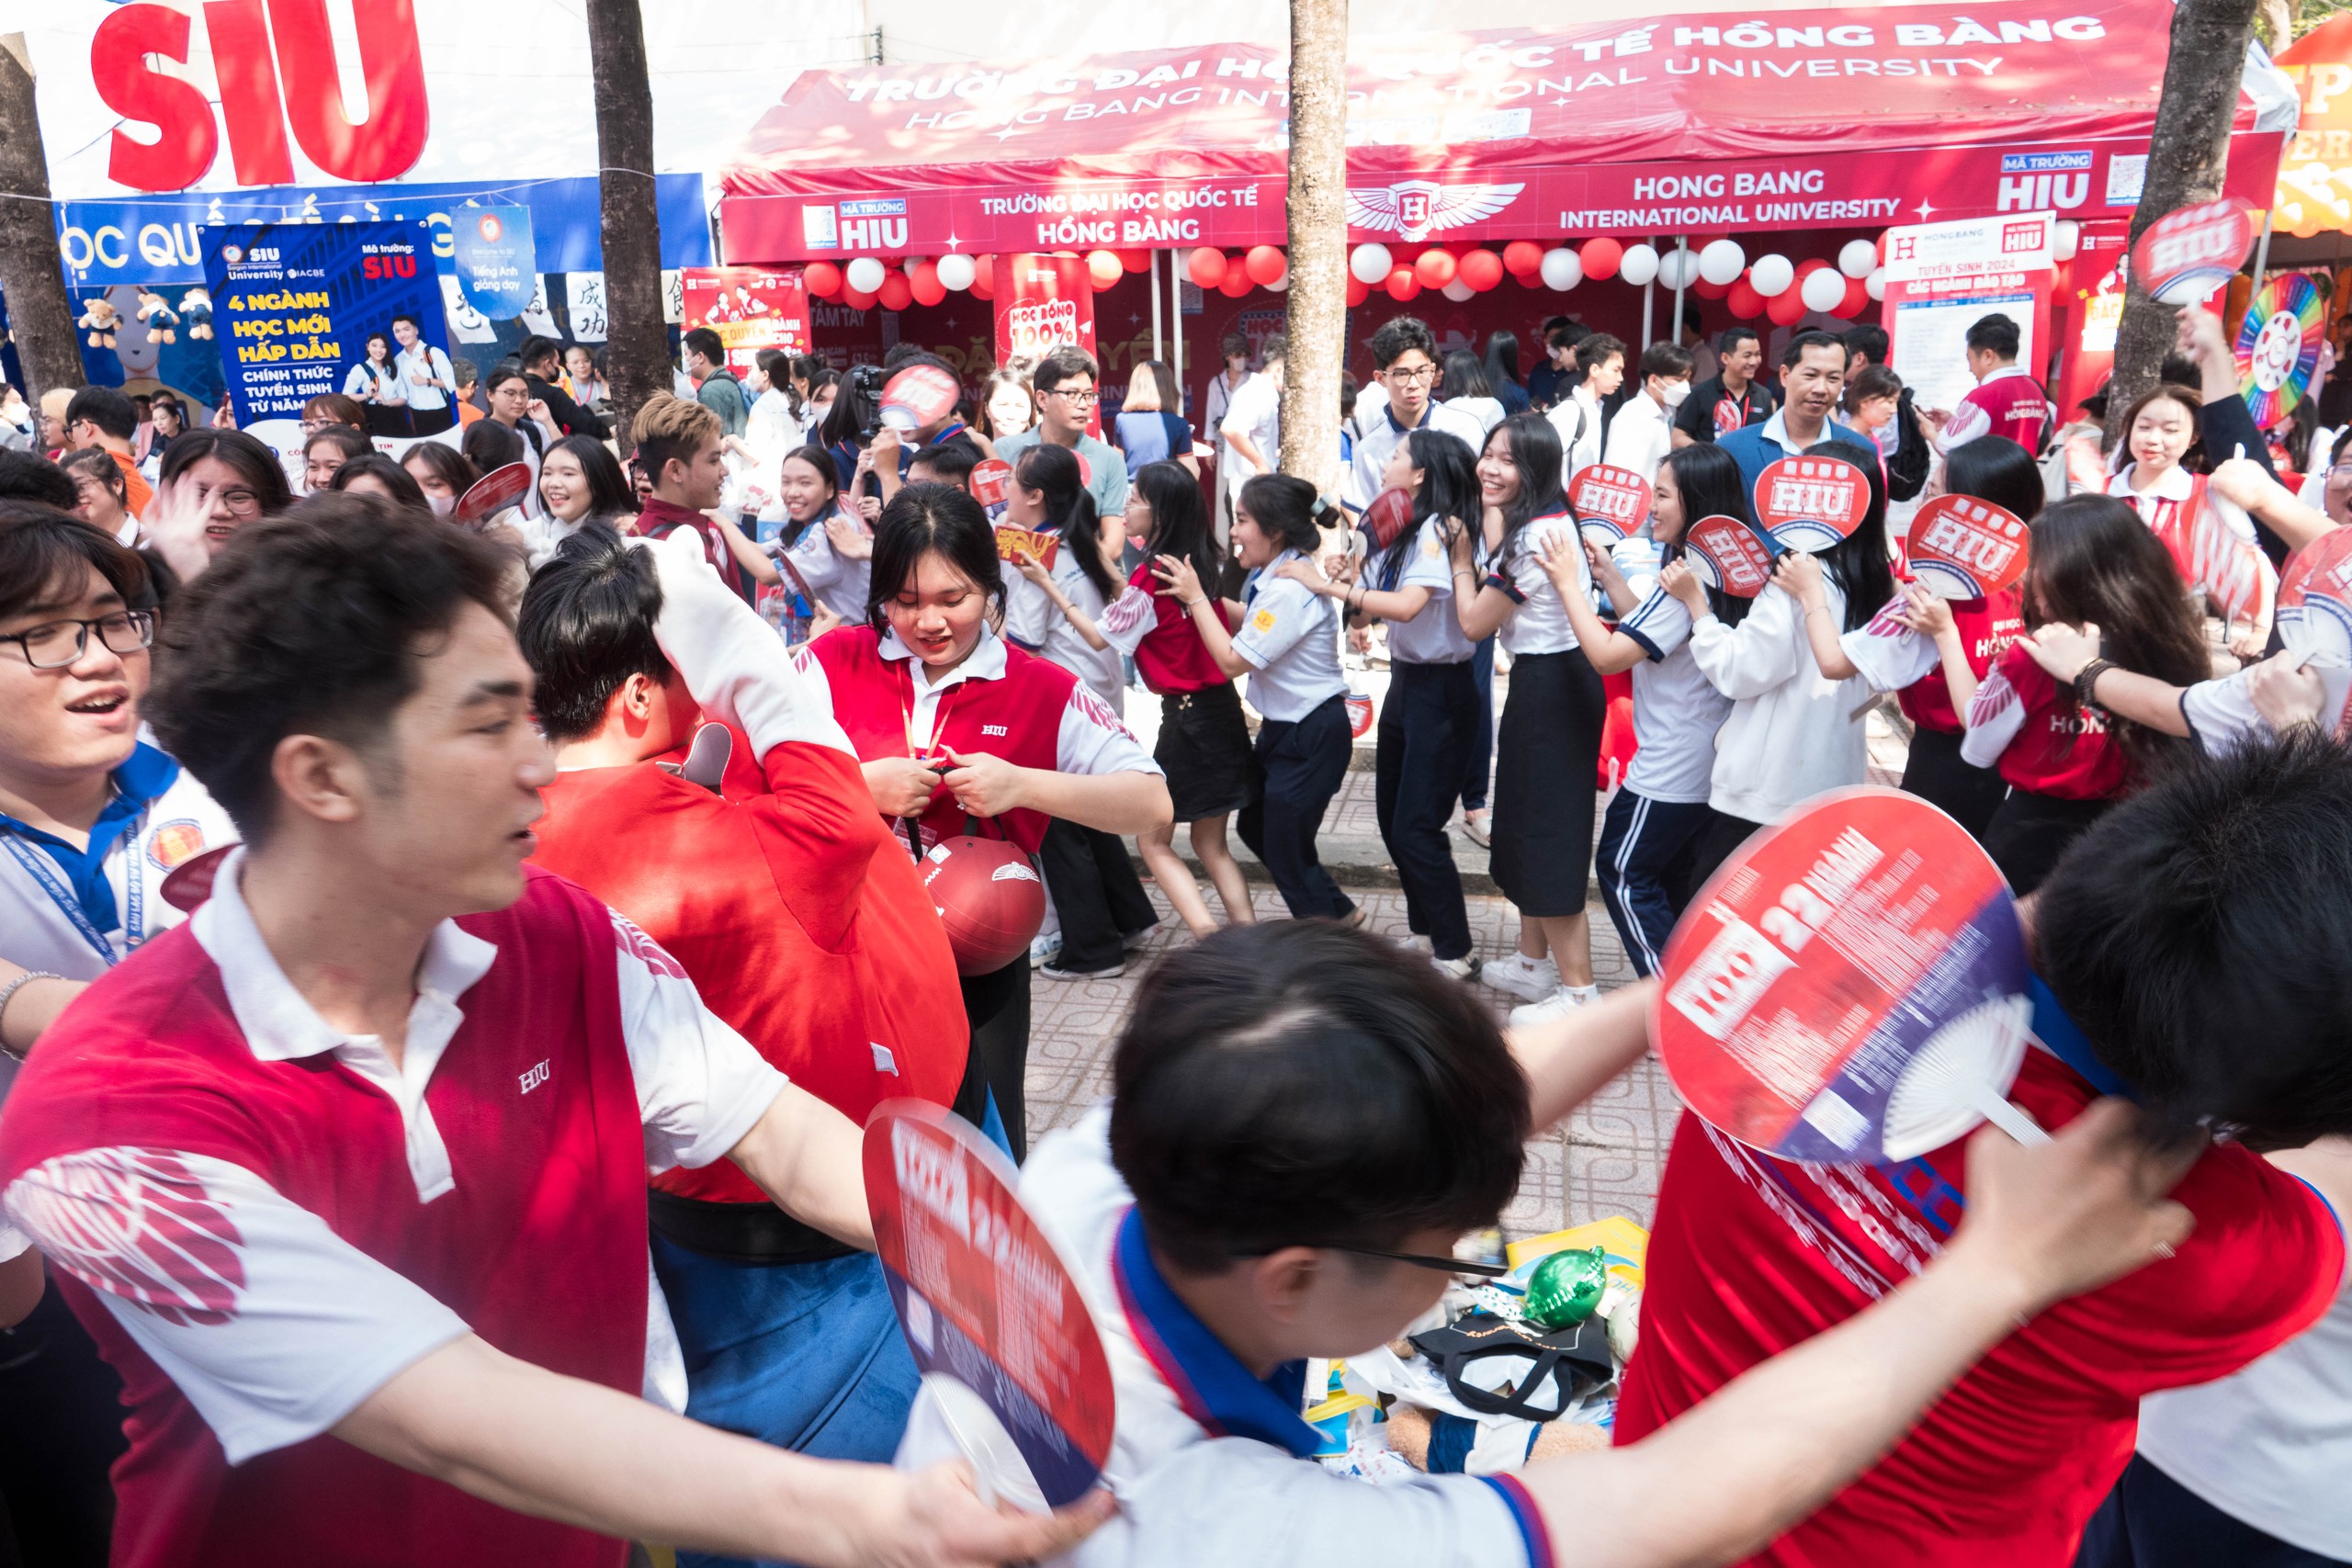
[1906,494,2029,600]
[1569,464,1653,547]
[1683,514,1779,597]
[1754,455,1868,553]
[456,462,532,525]
[969,457,1013,521]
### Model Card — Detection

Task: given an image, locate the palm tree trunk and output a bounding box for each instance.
[2107,0,2260,445]
[583,0,669,442]
[1278,0,1347,496]
[0,35,89,404]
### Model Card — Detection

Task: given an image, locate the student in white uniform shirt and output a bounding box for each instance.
[0,505,243,1559]
[1217,336,1286,522]
[1006,443,1159,980]
[1546,333,1623,476]
[895,919,2207,1568]
[2105,383,2278,659]
[1531,445,1739,976]
[768,442,874,628]
[1445,414,1604,1027]
[1343,317,1487,518]
[1601,342,1695,484]
[1668,441,1895,889]
[1156,474,1357,925]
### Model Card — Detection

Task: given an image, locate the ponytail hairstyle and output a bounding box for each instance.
[1375,426,1478,590]
[1802,441,1896,633]
[1013,442,1116,599]
[1657,442,1757,628]
[865,482,1005,633]
[1132,459,1219,589]
[1238,472,1329,557]
[2019,494,2211,775]
[1484,412,1568,556]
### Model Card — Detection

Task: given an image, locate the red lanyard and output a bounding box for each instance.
[896,658,963,763]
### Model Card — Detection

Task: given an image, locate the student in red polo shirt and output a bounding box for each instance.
[628,393,785,607]
[519,525,968,1512]
[1954,493,2213,893]
[791,482,1170,1160]
[0,499,1104,1567]
[1940,312,2053,456]
[1615,733,2352,1568]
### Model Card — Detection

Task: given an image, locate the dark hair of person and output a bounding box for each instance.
[865,483,1005,632]
[150,392,184,425]
[757,348,797,412]
[880,342,922,372]
[819,366,880,452]
[517,334,563,373]
[390,312,420,333]
[1638,341,1695,382]
[402,441,481,500]
[1237,472,1328,557]
[64,386,138,443]
[451,356,480,391]
[1338,371,1357,422]
[1547,321,1591,352]
[461,417,524,473]
[61,446,130,502]
[1108,922,1531,1275]
[484,366,529,396]
[2158,354,2202,391]
[1940,435,2045,526]
[1845,364,1904,412]
[1220,331,1249,360]
[1964,313,2021,360]
[908,440,979,488]
[364,331,393,365]
[1374,427,1477,590]
[158,428,293,515]
[1783,329,1850,370]
[1482,413,1568,554]
[777,444,841,543]
[542,434,634,522]
[1659,442,1757,628]
[1369,315,1437,371]
[1800,440,1895,634]
[1717,324,1760,356]
[2018,493,2211,773]
[1576,333,1626,373]
[302,392,367,430]
[1258,333,1288,366]
[682,326,725,365]
[1441,348,1492,400]
[1130,460,1219,588]
[1483,329,1522,389]
[1014,442,1115,599]
[516,522,666,745]
[1680,300,1703,333]
[1032,344,1099,394]
[2035,729,2352,1150]
[0,500,151,623]
[0,450,83,510]
[327,454,429,510]
[145,497,516,840]
[1842,323,1889,365]
[303,425,372,464]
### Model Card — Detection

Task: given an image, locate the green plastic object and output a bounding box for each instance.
[1523,1246,1609,1329]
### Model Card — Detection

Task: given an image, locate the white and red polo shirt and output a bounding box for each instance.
[1960,642,2129,799]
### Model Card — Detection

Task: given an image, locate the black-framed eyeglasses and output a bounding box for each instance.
[4,609,155,670]
[1385,365,1440,384]
[1247,1239,1510,1278]
[196,484,264,518]
[1046,386,1100,404]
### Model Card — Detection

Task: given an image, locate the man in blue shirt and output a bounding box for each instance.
[1717,330,1865,497]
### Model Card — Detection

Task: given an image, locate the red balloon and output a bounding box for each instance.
[877,271,915,312]
[1218,260,1253,298]
[1385,266,1422,302]
[1766,287,1810,327]
[1832,275,1870,319]
[1085,249,1122,288]
[841,285,880,311]
[1514,266,1545,288]
[1188,246,1228,288]
[1347,275,1372,307]
[802,260,842,299]
[1691,275,1731,300]
[909,259,947,308]
[969,256,995,300]
[1726,278,1765,319]
[1580,237,1623,281]
[1502,240,1544,276]
[1117,248,1152,273]
[1244,244,1288,287]
[1414,247,1457,288]
[1457,248,1505,291]
[1795,256,1834,277]
[1875,231,1889,265]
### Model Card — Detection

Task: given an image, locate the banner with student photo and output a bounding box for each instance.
[680,267,810,375]
[204,220,449,454]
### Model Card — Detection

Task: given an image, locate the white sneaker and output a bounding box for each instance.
[1431,953,1481,981]
[1480,953,1559,1002]
[1510,984,1602,1029]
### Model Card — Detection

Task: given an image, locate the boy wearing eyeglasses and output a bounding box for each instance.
[1343,315,1486,519]
[901,919,2203,1568]
[993,345,1129,537]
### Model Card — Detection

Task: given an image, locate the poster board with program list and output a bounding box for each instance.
[1882,210,2056,421]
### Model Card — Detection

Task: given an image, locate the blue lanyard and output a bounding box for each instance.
[2,815,146,967]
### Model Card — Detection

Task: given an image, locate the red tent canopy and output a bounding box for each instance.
[718,0,2293,264]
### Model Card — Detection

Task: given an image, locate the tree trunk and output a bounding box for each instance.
[1278,0,1347,497]
[2107,0,2260,445]
[0,35,88,404]
[583,0,669,444]
[2256,0,2297,51]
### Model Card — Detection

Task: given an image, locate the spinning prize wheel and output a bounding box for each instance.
[2235,273,2324,429]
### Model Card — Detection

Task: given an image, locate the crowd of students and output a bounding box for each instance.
[0,285,2346,1568]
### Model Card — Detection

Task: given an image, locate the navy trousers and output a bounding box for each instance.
[1377,660,1476,960]
[1238,694,1356,919]
[1594,789,1719,977]
[2076,1454,2349,1568]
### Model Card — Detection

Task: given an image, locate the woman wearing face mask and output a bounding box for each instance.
[793,486,1170,1159]
[531,434,637,567]
[2107,384,2277,659]
[401,442,481,519]
[1156,474,1359,929]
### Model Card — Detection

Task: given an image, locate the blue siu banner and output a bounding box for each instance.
[204,221,447,435]
[449,206,536,320]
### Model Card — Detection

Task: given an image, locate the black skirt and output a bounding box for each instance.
[1489,648,1605,918]
[1156,682,1252,823]
[1984,788,2112,897]
[1900,724,2008,844]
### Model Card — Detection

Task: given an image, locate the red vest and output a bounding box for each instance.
[1898,588,2024,734]
[1120,561,1229,694]
[808,625,1075,852]
[534,728,967,1204]
[632,496,755,604]
[1987,643,2128,800]
[0,871,646,1568]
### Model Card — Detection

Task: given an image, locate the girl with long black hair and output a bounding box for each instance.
[1280,425,1485,976]
[1001,442,1159,978]
[1446,412,1605,1024]
[1533,442,1744,976]
[770,441,871,628]
[1674,441,1896,888]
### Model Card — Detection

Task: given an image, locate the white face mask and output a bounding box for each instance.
[428,491,455,517]
[1660,379,1692,409]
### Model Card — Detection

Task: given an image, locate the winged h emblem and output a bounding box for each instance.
[1346,181,1525,243]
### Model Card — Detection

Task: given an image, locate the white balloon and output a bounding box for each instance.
[1658,246,1695,290]
[934,253,976,291]
[1620,243,1660,288]
[1351,243,1394,285]
[1270,274,1292,292]
[1698,239,1747,288]
[1838,239,1879,278]
[1864,266,1887,302]
[2053,220,2081,262]
[1539,247,1583,291]
[1800,267,1847,313]
[844,256,887,294]
[1442,278,1476,302]
[1749,253,1794,298]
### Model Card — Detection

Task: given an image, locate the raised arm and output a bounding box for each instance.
[1508,979,1654,1129]
[1771,551,1860,682]
[1154,553,1253,678]
[1540,533,1649,674]
[2016,621,2193,740]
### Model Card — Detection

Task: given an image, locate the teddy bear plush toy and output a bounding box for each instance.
[79,297,120,349]
[136,289,180,344]
[179,288,215,341]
